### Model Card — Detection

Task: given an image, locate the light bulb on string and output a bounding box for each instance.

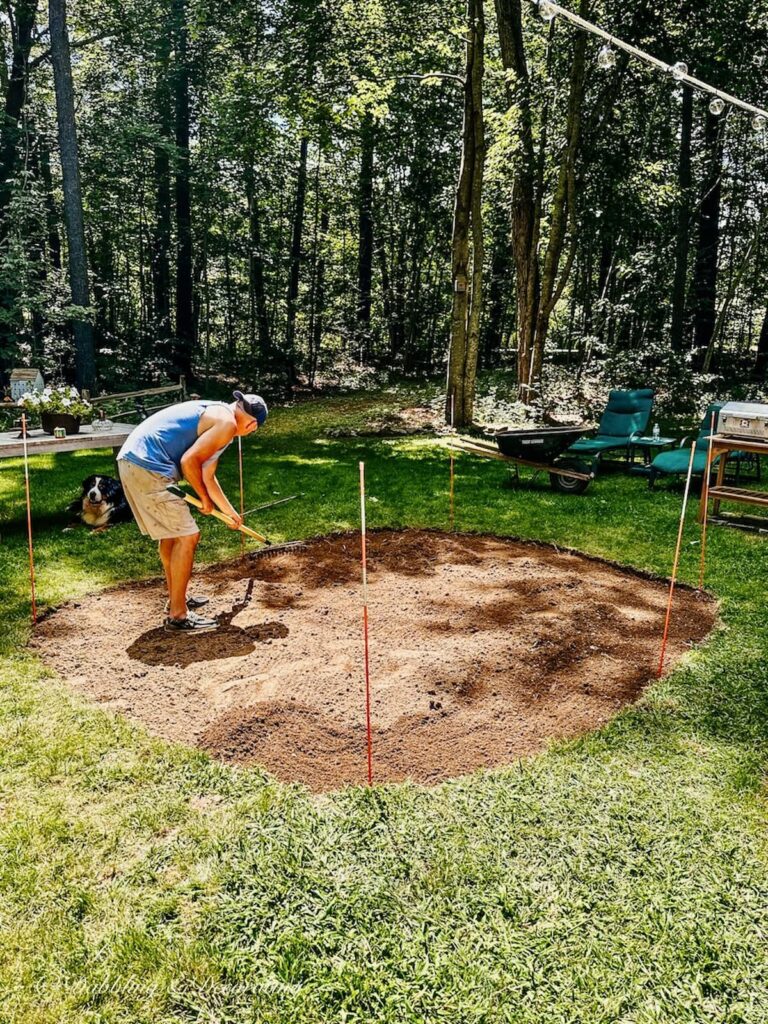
[709,97,725,116]
[538,0,557,22]
[597,44,617,70]
[753,114,767,133]
[669,61,688,81]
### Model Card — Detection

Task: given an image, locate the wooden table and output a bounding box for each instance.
[0,422,135,460]
[698,434,768,523]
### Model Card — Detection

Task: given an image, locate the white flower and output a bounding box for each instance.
[61,398,71,407]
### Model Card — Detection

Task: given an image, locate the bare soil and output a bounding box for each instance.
[33,529,716,792]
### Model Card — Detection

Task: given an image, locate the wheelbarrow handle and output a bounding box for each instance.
[166,485,270,544]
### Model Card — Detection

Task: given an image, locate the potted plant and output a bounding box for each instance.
[18,385,94,435]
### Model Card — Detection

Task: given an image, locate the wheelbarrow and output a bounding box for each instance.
[450,426,594,494]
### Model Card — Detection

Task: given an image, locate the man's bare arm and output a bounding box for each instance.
[180,419,236,511]
[201,460,242,527]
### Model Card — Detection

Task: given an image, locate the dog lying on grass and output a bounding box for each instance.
[67,474,133,531]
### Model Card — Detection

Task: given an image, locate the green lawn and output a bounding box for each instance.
[1,393,768,1023]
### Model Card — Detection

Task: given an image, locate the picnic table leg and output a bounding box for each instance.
[712,449,727,518]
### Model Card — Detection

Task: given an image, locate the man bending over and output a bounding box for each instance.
[117,390,268,632]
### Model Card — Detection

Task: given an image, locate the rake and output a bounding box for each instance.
[165,485,304,555]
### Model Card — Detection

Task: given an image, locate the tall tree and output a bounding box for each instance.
[445,0,485,428]
[356,111,374,355]
[0,0,38,379]
[755,305,768,379]
[284,134,308,382]
[172,0,194,379]
[244,155,271,359]
[691,107,723,366]
[151,13,173,354]
[0,0,37,220]
[495,0,588,401]
[670,86,693,351]
[49,0,96,390]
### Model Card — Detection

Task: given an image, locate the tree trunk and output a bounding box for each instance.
[243,155,271,359]
[357,112,375,357]
[531,0,588,383]
[151,20,172,352]
[49,0,96,391]
[284,134,309,383]
[755,306,768,379]
[484,226,512,366]
[0,0,37,222]
[224,237,235,363]
[691,107,723,366]
[0,1,38,381]
[670,86,692,351]
[310,198,328,387]
[494,0,538,397]
[38,136,62,270]
[496,0,587,401]
[172,0,194,379]
[445,0,484,428]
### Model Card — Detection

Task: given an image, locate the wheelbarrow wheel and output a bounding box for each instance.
[549,460,591,495]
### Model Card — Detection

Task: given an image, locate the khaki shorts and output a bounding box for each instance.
[118,460,199,541]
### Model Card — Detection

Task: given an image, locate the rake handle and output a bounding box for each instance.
[166,485,270,544]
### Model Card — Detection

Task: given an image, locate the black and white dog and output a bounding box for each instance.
[67,474,133,530]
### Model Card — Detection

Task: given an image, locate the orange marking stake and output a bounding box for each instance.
[657,443,697,677]
[237,435,245,559]
[449,452,455,531]
[21,414,37,625]
[698,410,716,590]
[359,461,373,785]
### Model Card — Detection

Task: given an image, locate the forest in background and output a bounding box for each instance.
[0,0,767,423]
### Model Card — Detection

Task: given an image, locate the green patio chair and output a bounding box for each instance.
[648,402,762,489]
[647,403,722,489]
[567,388,655,462]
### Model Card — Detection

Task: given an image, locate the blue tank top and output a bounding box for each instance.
[117,401,232,480]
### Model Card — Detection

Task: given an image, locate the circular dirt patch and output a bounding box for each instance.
[34,530,716,791]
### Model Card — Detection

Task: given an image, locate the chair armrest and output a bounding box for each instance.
[679,435,692,447]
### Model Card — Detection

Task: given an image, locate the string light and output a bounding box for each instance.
[597,44,617,70]
[538,0,557,21]
[533,1,768,133]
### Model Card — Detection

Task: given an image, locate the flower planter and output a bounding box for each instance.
[41,412,81,435]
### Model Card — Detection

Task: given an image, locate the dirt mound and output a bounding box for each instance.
[33,529,716,791]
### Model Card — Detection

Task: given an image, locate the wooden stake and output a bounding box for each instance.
[21,414,37,625]
[359,461,373,785]
[698,411,716,590]
[237,435,245,559]
[657,443,697,677]
[449,453,455,531]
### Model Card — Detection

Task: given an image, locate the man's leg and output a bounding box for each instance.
[158,538,173,597]
[162,533,200,620]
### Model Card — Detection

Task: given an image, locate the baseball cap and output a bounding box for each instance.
[233,390,268,426]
